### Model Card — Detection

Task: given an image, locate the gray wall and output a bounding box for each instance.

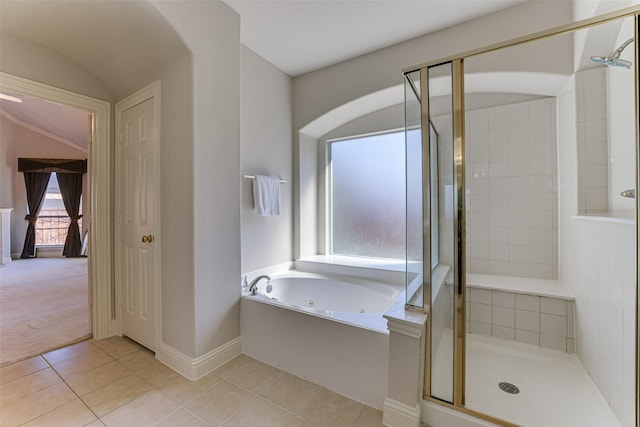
[240,46,293,274]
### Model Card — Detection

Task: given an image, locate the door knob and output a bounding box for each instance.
[141,234,154,243]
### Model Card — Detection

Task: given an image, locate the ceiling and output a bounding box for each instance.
[3,0,633,149]
[0,0,530,147]
[0,92,90,152]
[224,0,529,77]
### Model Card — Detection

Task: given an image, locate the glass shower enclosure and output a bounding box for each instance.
[405,8,639,427]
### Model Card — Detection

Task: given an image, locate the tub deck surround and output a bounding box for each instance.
[240,296,391,409]
[240,259,410,410]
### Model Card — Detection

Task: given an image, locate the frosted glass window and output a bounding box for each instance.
[330,132,405,259]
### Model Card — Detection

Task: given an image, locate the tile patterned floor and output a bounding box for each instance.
[0,337,384,426]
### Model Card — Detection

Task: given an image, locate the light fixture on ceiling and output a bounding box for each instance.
[0,93,23,103]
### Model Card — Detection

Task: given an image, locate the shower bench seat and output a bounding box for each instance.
[463,273,575,353]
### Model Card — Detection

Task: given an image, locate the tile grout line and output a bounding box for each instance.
[35,351,104,426]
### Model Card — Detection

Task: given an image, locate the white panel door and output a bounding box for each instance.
[120,97,156,351]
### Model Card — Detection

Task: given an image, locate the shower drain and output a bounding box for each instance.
[498,382,520,394]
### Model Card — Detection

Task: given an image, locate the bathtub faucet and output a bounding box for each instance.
[248,275,271,295]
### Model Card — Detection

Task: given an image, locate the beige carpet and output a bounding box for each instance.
[0,257,90,366]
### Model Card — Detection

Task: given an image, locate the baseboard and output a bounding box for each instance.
[383,398,421,427]
[156,336,241,380]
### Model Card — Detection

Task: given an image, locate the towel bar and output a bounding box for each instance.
[243,174,287,183]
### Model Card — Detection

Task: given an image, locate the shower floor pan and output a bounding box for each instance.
[431,330,620,427]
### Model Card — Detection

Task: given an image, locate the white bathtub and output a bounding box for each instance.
[240,269,404,409]
[247,271,401,332]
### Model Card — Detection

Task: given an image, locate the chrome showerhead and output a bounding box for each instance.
[591,37,634,69]
[590,55,632,69]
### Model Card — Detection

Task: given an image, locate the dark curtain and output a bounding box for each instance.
[56,173,83,257]
[20,172,52,258]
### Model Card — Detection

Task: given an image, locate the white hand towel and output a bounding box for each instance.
[253,175,281,216]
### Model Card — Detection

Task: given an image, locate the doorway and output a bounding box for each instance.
[0,72,114,348]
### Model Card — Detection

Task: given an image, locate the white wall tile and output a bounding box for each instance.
[530,228,553,246]
[488,106,508,129]
[531,264,554,279]
[530,175,553,193]
[515,294,539,311]
[489,177,509,195]
[489,261,509,275]
[467,98,557,280]
[469,259,490,274]
[468,288,492,305]
[492,325,515,341]
[530,210,553,229]
[584,95,606,121]
[507,103,529,126]
[490,194,509,213]
[492,291,515,308]
[515,330,539,346]
[529,99,552,123]
[509,245,530,263]
[540,297,567,315]
[489,227,509,244]
[492,306,515,328]
[567,302,575,339]
[585,164,608,188]
[530,245,553,265]
[470,321,491,336]
[584,118,607,143]
[470,178,490,195]
[509,262,530,277]
[515,309,540,333]
[490,160,509,178]
[508,176,530,194]
[490,244,509,261]
[469,243,490,260]
[566,338,575,354]
[470,302,493,324]
[489,141,509,161]
[509,227,530,245]
[490,210,509,228]
[540,313,567,337]
[530,193,554,211]
[470,226,490,243]
[540,334,566,352]
[509,211,530,228]
[584,142,607,166]
[509,159,530,177]
[530,157,553,175]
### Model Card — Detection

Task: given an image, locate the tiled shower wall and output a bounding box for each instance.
[465,98,558,279]
[575,67,609,213]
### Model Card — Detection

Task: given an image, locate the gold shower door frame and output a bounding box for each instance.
[405,6,640,427]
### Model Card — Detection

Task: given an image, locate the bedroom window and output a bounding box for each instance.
[328,130,406,260]
[36,173,82,246]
